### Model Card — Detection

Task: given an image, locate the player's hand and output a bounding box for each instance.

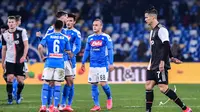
[42,57,47,62]
[109,65,115,72]
[36,31,41,37]
[2,63,5,71]
[20,56,26,63]
[171,57,182,64]
[81,64,85,73]
[159,61,165,72]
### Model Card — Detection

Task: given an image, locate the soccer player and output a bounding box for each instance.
[38,20,71,112]
[1,16,29,104]
[36,11,68,109]
[60,13,81,111]
[11,15,29,100]
[81,19,114,111]
[144,7,192,112]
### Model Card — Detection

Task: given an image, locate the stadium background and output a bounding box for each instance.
[0,0,200,112]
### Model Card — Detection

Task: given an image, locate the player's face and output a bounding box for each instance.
[7,19,17,29]
[145,13,153,25]
[66,17,75,29]
[16,20,21,26]
[93,21,102,33]
[58,15,68,24]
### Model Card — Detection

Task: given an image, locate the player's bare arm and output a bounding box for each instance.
[38,44,46,61]
[1,45,7,70]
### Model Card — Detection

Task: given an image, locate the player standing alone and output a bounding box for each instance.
[144,7,192,112]
[38,20,71,112]
[81,19,114,111]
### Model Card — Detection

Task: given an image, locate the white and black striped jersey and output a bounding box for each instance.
[2,28,28,63]
[147,23,171,70]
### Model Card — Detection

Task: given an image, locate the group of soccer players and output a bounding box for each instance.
[1,6,193,112]
[37,11,114,112]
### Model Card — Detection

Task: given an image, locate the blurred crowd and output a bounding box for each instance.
[0,0,200,62]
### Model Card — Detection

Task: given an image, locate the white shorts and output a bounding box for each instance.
[42,67,65,81]
[88,67,108,83]
[72,67,76,79]
[23,62,29,73]
[64,61,73,76]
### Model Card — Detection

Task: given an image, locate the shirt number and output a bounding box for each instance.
[53,40,60,53]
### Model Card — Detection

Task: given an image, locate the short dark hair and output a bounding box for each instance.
[94,18,103,26]
[145,6,158,15]
[56,10,68,18]
[68,13,76,21]
[15,15,22,21]
[7,16,16,20]
[54,20,63,30]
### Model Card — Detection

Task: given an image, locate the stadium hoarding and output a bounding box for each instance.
[0,62,200,84]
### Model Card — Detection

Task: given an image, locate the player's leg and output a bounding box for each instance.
[67,67,76,106]
[145,70,156,112]
[12,77,18,100]
[5,62,15,104]
[15,63,25,104]
[89,67,101,111]
[53,68,65,111]
[40,80,49,112]
[61,61,74,111]
[157,70,192,112]
[39,67,54,112]
[99,67,112,110]
[47,81,54,108]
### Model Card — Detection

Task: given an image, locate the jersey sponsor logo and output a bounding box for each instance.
[49,53,63,58]
[90,40,103,47]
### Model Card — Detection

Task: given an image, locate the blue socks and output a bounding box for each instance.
[91,84,99,106]
[54,85,61,107]
[47,85,54,106]
[41,84,49,106]
[61,84,70,106]
[102,84,112,99]
[68,84,74,106]
[12,78,18,99]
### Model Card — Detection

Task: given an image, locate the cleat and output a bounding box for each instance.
[90,105,101,112]
[58,105,64,111]
[48,105,54,112]
[107,99,113,110]
[63,105,74,112]
[39,106,47,112]
[53,108,59,112]
[183,107,192,112]
[7,99,13,105]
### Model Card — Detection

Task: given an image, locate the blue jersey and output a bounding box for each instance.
[40,32,71,68]
[82,33,113,67]
[65,28,81,68]
[44,26,69,61]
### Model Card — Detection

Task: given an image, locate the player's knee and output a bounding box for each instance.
[7,75,15,82]
[145,81,153,90]
[158,84,168,93]
[100,81,107,86]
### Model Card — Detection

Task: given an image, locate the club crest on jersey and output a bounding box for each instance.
[67,35,71,40]
[16,34,19,38]
[90,40,103,47]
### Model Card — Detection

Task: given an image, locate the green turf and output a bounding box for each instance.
[0,84,199,112]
